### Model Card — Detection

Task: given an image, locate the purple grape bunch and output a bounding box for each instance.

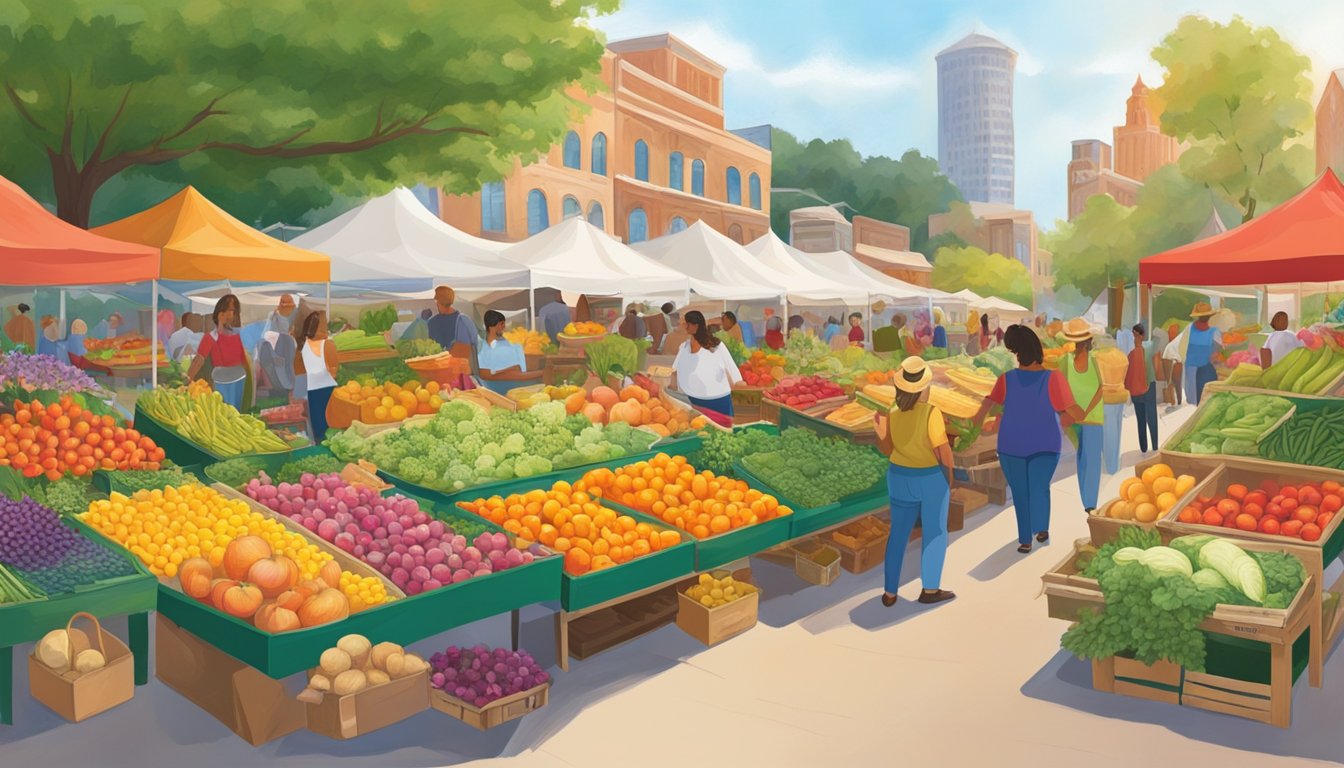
[429,644,550,708]
[0,496,135,594]
[245,472,538,596]
[0,351,100,394]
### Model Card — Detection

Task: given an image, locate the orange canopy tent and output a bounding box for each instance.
[93,186,330,283]
[1,175,158,285]
[1140,170,1344,287]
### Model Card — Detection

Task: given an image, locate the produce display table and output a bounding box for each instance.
[133,404,292,468]
[0,516,157,725]
[553,571,691,672]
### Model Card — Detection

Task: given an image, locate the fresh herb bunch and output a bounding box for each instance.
[740,428,886,507]
[396,338,444,359]
[689,428,779,476]
[204,458,263,488]
[274,454,344,484]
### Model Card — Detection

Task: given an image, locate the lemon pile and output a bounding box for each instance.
[685,572,756,608]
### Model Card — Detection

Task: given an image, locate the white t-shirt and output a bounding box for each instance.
[673,340,742,399]
[1263,330,1303,366]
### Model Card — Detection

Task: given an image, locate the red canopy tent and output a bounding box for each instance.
[0,175,159,285]
[1139,170,1344,287]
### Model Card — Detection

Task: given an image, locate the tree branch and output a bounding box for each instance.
[87,86,132,167]
[4,83,57,142]
[153,95,229,148]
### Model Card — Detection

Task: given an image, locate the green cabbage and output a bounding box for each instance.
[1198,539,1265,604]
[1140,546,1193,578]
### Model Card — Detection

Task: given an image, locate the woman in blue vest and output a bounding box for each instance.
[1183,302,1222,406]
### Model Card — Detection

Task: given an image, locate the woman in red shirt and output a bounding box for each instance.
[763,316,785,350]
[847,312,865,345]
[188,294,247,410]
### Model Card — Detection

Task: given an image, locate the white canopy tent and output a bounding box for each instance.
[632,222,785,302]
[744,232,870,305]
[501,218,691,322]
[290,188,527,292]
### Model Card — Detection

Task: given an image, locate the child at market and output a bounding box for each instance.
[847,312,865,345]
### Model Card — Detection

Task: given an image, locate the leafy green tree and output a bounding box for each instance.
[930,245,1032,309]
[769,129,962,257]
[1152,15,1315,222]
[0,0,615,226]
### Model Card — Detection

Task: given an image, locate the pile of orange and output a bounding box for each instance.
[458,482,683,576]
[332,379,446,423]
[0,397,164,480]
[574,453,791,539]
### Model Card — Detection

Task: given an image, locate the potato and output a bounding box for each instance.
[319,647,352,677]
[336,634,371,669]
[308,673,332,692]
[366,669,390,686]
[401,654,427,676]
[369,641,403,671]
[74,649,106,674]
[332,669,367,695]
[35,628,91,673]
[384,652,406,679]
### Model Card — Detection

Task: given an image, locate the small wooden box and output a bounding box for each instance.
[823,517,890,574]
[949,487,989,520]
[305,670,431,740]
[792,542,841,586]
[676,586,760,646]
[430,683,550,730]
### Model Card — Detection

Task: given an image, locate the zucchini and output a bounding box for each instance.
[1292,348,1333,393]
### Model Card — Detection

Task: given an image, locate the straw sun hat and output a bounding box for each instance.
[1190,301,1215,318]
[1061,317,1098,343]
[894,356,934,394]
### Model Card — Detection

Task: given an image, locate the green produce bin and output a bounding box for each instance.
[133,404,294,470]
[601,490,793,571]
[93,464,205,495]
[733,461,888,539]
[1202,627,1310,686]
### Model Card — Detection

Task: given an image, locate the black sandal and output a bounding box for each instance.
[918,589,956,604]
[881,593,898,607]
[1017,543,1032,554]
[1036,531,1049,543]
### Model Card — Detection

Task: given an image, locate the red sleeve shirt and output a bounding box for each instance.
[987,374,1007,405]
[848,326,864,342]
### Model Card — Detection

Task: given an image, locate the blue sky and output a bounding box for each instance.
[590,0,1343,228]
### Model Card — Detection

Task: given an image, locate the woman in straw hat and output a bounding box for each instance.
[1184,301,1222,405]
[873,357,956,607]
[973,326,1090,553]
[1060,318,1106,514]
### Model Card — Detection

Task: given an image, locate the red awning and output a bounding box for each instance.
[0,176,160,286]
[1139,170,1344,287]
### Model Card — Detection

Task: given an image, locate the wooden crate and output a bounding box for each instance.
[566,586,679,661]
[965,460,1005,490]
[676,585,760,646]
[1088,460,1214,547]
[790,540,841,586]
[430,683,549,730]
[823,516,890,574]
[952,434,998,469]
[1040,539,1104,622]
[949,486,988,521]
[1091,656,1182,705]
[306,670,430,740]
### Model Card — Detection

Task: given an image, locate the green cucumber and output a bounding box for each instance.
[1261,349,1303,389]
[1280,348,1320,391]
[1303,356,1344,394]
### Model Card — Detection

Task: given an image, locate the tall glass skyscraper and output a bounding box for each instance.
[936,34,1016,205]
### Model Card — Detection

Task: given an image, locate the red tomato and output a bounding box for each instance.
[1202,510,1224,527]
[1322,480,1341,495]
[1281,486,1300,500]
[1216,499,1241,516]
[1235,513,1258,531]
[1301,523,1322,542]
[1322,494,1342,514]
[1226,483,1248,501]
[1197,493,1216,505]
[1242,502,1264,520]
[1244,491,1269,509]
[1266,502,1284,520]
[1281,498,1300,514]
[1178,506,1201,523]
[1294,505,1319,524]
[1260,517,1281,535]
[1260,479,1281,496]
[1301,488,1323,508]
[1282,519,1305,537]
[1317,512,1335,531]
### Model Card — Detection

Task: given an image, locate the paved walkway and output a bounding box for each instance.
[3,404,1341,767]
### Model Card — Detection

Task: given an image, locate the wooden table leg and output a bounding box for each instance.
[556,612,570,673]
[1270,638,1292,728]
[0,644,11,725]
[1309,579,1323,689]
[129,611,149,686]
[511,609,520,651]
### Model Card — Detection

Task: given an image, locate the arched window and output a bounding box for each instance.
[691,159,705,197]
[634,140,649,182]
[587,201,605,229]
[527,189,549,235]
[726,167,742,205]
[748,173,762,210]
[728,223,744,244]
[562,195,582,220]
[591,133,607,176]
[668,152,684,191]
[480,181,506,233]
[627,208,649,244]
[563,131,581,169]
[667,216,688,235]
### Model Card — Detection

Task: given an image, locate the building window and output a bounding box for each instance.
[727,223,744,244]
[527,189,549,235]
[668,152,684,191]
[628,208,649,244]
[748,173,762,210]
[691,159,705,196]
[563,131,581,170]
[480,182,506,233]
[726,167,742,205]
[634,140,649,182]
[591,132,607,176]
[587,201,605,229]
[562,195,582,220]
[667,216,688,234]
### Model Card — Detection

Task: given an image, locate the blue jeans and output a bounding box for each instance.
[884,464,950,593]
[216,379,244,412]
[307,386,334,443]
[688,393,734,417]
[1131,384,1159,452]
[1000,452,1060,546]
[1072,424,1103,511]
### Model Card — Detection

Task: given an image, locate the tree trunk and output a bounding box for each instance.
[49,153,99,229]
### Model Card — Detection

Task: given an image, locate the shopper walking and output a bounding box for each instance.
[671,310,742,419]
[1184,302,1222,405]
[1126,324,1163,454]
[874,357,955,606]
[294,311,339,443]
[4,304,36,351]
[1060,318,1106,514]
[188,294,248,411]
[973,326,1087,553]
[1163,323,1184,406]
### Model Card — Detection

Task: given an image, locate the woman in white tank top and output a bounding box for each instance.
[294,311,339,442]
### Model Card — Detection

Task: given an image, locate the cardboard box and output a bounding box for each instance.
[676,588,759,646]
[29,613,134,723]
[823,516,890,574]
[306,670,430,740]
[949,487,989,521]
[155,615,307,746]
[430,683,549,730]
[791,541,841,586]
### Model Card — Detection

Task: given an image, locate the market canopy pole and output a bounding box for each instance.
[151,279,159,389]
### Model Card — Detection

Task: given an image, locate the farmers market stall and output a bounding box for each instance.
[631,221,787,302]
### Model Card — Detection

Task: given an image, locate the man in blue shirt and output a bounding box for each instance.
[427,286,479,373]
[476,310,532,395]
[536,289,571,343]
[1183,302,1222,406]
